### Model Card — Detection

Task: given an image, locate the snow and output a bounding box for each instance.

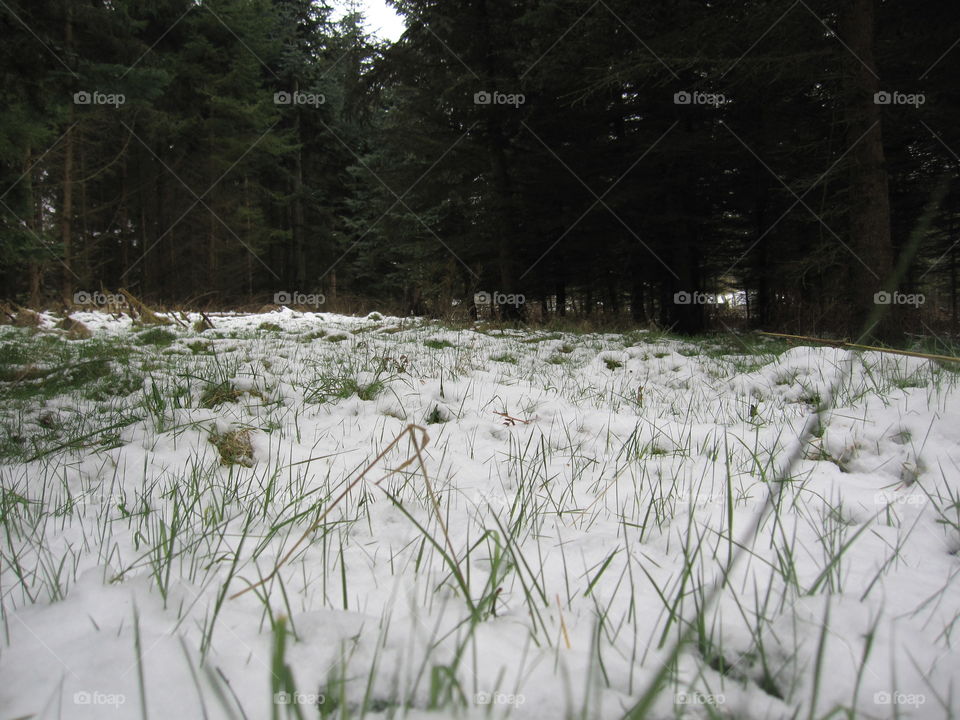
[1,310,958,718]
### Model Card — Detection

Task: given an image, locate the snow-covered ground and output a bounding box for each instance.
[1,309,958,719]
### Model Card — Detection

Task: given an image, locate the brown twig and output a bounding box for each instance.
[557,594,571,649]
[408,427,463,585]
[759,331,960,364]
[493,411,530,425]
[118,287,170,325]
[230,424,431,600]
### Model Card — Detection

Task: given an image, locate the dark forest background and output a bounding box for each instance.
[1,0,958,337]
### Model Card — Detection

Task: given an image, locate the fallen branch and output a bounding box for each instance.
[168,310,188,329]
[118,287,170,325]
[759,331,960,365]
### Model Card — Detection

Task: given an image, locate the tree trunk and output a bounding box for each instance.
[25,145,42,306]
[292,80,306,291]
[61,9,75,302]
[951,210,957,333]
[840,0,897,341]
[630,276,646,323]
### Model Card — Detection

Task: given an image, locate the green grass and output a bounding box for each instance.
[0,333,141,404]
[0,313,955,720]
[200,381,244,409]
[425,406,446,424]
[137,328,177,347]
[305,374,385,404]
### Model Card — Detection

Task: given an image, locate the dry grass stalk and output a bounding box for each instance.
[230,424,440,600]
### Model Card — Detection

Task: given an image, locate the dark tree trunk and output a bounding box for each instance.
[951,211,957,333]
[840,0,897,341]
[631,276,646,323]
[292,80,306,291]
[60,7,75,302]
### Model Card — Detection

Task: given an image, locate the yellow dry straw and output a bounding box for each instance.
[759,331,960,365]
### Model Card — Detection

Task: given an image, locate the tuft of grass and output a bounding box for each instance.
[209,428,254,467]
[200,381,243,409]
[137,328,177,347]
[425,406,447,424]
[346,378,384,401]
[305,374,385,404]
[424,339,454,349]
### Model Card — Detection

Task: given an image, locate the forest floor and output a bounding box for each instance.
[0,309,958,719]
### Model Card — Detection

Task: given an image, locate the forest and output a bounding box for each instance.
[1,0,958,338]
